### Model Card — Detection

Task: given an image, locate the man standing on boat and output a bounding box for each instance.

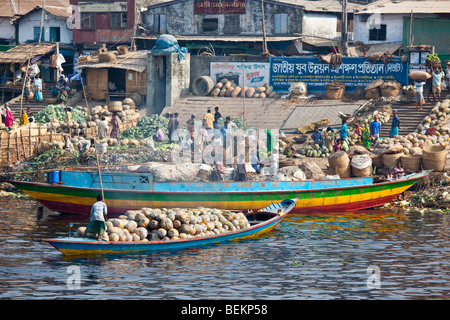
[85,195,108,241]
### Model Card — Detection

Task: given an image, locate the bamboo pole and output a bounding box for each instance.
[20,130,26,161]
[28,127,31,158]
[20,47,32,117]
[15,132,20,162]
[7,132,10,164]
[95,145,105,201]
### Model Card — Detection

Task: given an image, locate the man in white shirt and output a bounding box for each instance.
[414,80,425,110]
[85,195,108,241]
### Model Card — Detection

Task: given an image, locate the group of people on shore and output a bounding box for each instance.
[311,109,401,153]
[414,64,449,110]
[0,103,35,128]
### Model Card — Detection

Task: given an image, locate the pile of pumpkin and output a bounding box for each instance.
[75,207,251,242]
[210,80,276,99]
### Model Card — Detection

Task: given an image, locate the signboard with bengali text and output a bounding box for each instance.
[210,62,270,88]
[270,56,409,92]
[194,0,246,14]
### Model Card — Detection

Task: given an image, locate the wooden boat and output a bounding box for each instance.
[9,169,430,215]
[44,199,297,256]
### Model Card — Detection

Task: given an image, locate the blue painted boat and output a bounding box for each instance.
[9,169,430,214]
[45,199,298,256]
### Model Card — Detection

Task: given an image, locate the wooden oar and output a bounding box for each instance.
[94,140,104,201]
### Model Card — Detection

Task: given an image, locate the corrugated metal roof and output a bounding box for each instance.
[77,51,149,73]
[142,0,364,13]
[0,0,69,18]
[136,35,301,42]
[276,0,364,13]
[0,43,55,63]
[356,0,450,14]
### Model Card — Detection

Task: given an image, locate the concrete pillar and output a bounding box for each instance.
[146,52,190,116]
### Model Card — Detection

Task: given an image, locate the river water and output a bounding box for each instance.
[0,197,449,300]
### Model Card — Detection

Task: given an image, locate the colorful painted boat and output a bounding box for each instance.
[9,169,430,215]
[45,199,297,256]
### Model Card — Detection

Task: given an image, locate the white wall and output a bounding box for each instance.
[17,10,72,44]
[302,12,340,40]
[0,18,15,42]
[354,14,403,44]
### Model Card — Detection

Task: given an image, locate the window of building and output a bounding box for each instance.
[154,14,167,34]
[369,24,387,41]
[111,12,128,29]
[33,27,45,41]
[202,18,218,33]
[49,27,60,42]
[336,14,354,32]
[80,12,95,29]
[274,13,288,34]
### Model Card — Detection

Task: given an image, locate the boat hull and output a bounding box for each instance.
[10,171,429,215]
[45,211,286,256]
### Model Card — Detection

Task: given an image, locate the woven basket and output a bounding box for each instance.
[351,166,372,177]
[335,165,351,178]
[383,153,403,168]
[326,87,345,99]
[364,87,381,99]
[401,155,422,171]
[328,151,351,178]
[370,154,383,168]
[328,151,349,168]
[422,144,447,171]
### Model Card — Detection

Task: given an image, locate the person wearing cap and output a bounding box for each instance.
[390,110,401,138]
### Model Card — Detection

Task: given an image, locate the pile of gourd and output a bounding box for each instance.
[348,110,391,146]
[210,80,276,98]
[372,99,450,155]
[299,144,332,158]
[416,100,450,135]
[75,207,251,242]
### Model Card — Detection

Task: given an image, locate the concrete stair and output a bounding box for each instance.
[7,87,55,119]
[380,103,434,139]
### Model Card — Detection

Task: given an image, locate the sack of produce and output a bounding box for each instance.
[99,52,116,63]
[351,154,372,177]
[365,79,384,91]
[409,71,431,81]
[289,82,307,97]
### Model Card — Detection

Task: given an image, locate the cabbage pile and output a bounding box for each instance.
[34,105,88,124]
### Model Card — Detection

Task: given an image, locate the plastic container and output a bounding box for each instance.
[48,170,60,184]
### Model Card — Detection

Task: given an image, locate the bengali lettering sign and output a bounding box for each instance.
[210,62,269,88]
[194,0,246,14]
[269,57,408,92]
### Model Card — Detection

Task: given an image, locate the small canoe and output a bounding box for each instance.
[45,199,298,256]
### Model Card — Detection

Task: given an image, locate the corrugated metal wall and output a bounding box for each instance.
[403,17,450,54]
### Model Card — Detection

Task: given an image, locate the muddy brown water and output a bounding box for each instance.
[0,197,449,300]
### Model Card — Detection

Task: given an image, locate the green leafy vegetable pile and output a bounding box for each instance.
[119,115,169,140]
